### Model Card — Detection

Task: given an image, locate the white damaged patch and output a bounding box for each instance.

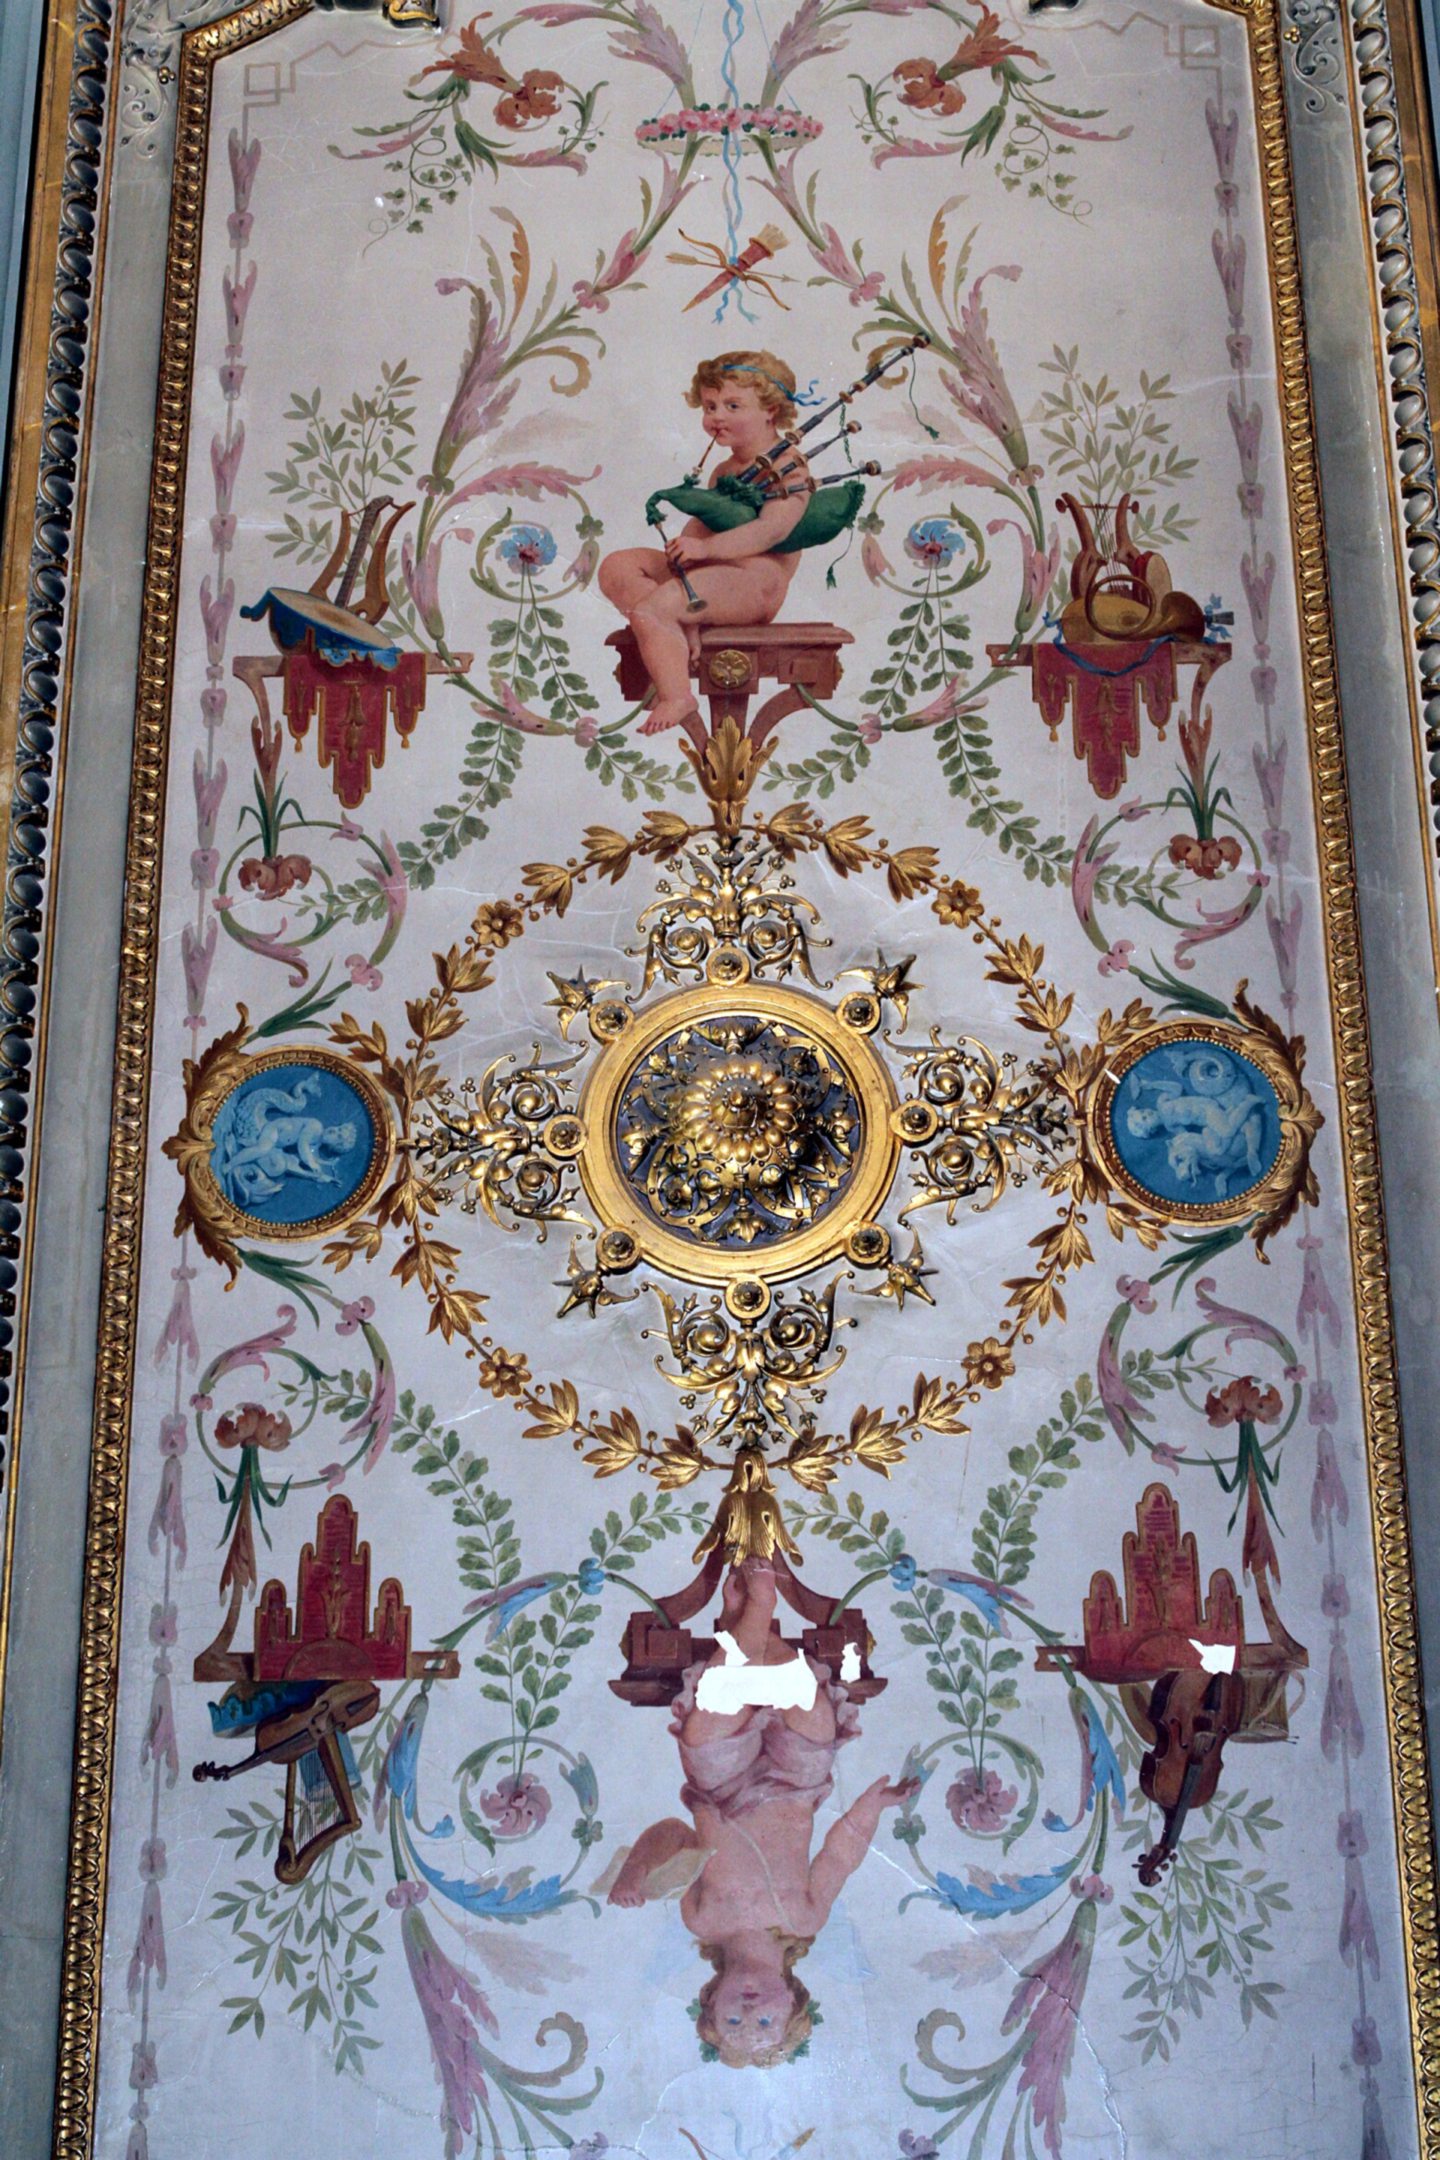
[694,1632,820,1712]
[1191,1637,1238,1673]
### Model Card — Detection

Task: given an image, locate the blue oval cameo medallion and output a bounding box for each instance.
[1108,1038,1283,1211]
[210,1061,380,1228]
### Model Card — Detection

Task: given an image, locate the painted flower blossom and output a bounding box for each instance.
[500,522,558,571]
[237,852,311,899]
[496,69,565,128]
[947,1765,1018,1833]
[1206,1375,1283,1427]
[214,1403,291,1452]
[346,952,383,990]
[904,516,967,566]
[1168,831,1243,879]
[479,1771,553,1836]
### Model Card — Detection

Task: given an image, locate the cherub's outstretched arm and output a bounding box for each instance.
[806,1774,920,1922]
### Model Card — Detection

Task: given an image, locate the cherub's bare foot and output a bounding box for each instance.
[638,697,703,738]
[684,621,704,670]
[607,1818,697,1905]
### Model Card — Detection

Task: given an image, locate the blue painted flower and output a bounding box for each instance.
[904,516,965,567]
[890,1553,918,1591]
[500,522,557,570]
[577,1556,606,1596]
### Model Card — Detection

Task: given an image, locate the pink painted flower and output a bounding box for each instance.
[946,1766,1017,1833]
[939,267,1029,470]
[1071,1873,1112,1903]
[238,852,313,899]
[1097,1315,1150,1444]
[346,952,383,990]
[1205,1376,1282,1427]
[1098,940,1133,977]
[495,681,563,734]
[858,714,883,745]
[1117,1275,1155,1313]
[479,1771,553,1835]
[433,279,519,466]
[126,1878,167,2008]
[375,834,408,941]
[1150,1441,1187,1474]
[214,1402,292,1452]
[337,1296,375,1336]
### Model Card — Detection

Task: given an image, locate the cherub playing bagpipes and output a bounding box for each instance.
[599,340,924,738]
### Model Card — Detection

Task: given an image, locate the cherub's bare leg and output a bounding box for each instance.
[598,546,672,615]
[608,1817,699,1906]
[633,556,794,734]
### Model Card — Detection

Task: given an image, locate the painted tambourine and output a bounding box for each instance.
[1086,1005,1319,1238]
[166,1019,393,1276]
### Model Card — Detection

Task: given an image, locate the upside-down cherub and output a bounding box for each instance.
[598,350,811,740]
[605,1556,917,2067]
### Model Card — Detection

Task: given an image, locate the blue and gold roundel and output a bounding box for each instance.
[1107,1037,1283,1211]
[210,1060,381,1229]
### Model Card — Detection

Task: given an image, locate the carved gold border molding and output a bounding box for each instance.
[1230,0,1440,2139]
[42,4,1440,2158]
[50,10,314,2152]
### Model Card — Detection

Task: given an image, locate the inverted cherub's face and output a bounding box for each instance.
[699,380,772,454]
[710,1963,795,2063]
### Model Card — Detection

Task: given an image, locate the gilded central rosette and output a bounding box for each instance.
[619,1024,858,1244]
[578,981,901,1284]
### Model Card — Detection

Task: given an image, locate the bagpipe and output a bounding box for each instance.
[645,334,930,602]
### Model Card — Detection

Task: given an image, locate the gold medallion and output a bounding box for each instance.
[576,980,900,1284]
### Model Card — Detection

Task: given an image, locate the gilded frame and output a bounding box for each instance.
[0,0,1435,2149]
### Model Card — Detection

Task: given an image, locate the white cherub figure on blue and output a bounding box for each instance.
[211,1065,373,1224]
[1111,1040,1281,1207]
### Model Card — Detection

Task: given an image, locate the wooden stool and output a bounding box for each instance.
[606,621,854,750]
